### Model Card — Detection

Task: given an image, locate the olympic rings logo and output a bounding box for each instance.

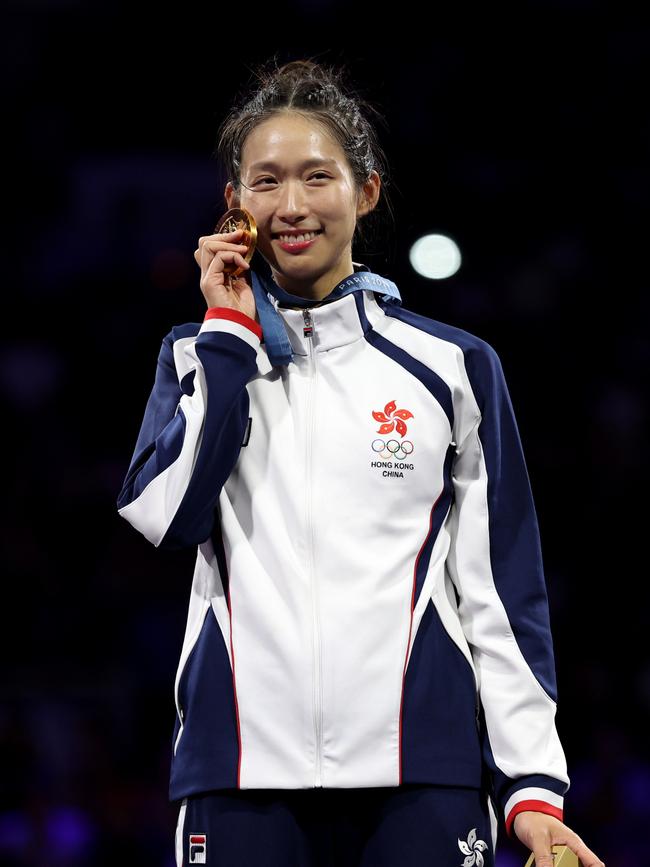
[371,439,414,460]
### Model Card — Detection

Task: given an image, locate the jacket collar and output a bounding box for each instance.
[272,286,387,356]
[251,255,401,367]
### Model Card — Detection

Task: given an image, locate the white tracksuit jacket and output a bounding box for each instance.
[116,264,570,839]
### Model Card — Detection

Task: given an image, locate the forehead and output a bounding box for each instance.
[241,112,348,172]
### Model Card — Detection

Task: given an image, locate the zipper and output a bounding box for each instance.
[303,308,323,786]
[303,308,314,339]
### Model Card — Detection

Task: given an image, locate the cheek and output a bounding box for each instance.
[321,187,359,224]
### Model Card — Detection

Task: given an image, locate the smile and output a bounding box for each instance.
[273,230,323,243]
[274,230,323,252]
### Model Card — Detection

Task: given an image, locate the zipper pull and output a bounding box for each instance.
[303,308,313,338]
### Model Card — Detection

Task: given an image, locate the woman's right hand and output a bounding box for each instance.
[194,228,257,322]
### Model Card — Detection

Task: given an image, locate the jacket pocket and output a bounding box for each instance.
[172,605,211,757]
[401,595,484,786]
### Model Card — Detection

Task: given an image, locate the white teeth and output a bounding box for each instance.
[278,231,319,243]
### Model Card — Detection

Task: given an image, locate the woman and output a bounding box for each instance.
[116,59,604,867]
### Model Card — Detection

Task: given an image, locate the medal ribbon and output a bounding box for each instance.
[249,256,402,367]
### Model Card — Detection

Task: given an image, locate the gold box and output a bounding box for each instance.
[524,844,580,866]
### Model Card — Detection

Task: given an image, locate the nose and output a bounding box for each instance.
[275,178,309,224]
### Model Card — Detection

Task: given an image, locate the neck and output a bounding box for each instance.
[269,253,355,304]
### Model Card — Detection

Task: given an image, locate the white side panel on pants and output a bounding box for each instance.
[487,792,498,857]
[175,797,188,867]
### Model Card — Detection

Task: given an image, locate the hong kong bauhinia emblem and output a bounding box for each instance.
[370,399,415,475]
[457,827,488,866]
[372,399,413,437]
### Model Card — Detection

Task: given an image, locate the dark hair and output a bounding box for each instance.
[213,56,395,255]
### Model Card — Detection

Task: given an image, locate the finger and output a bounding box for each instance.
[197,229,243,257]
[530,831,554,867]
[201,240,248,254]
[199,241,248,270]
[200,244,248,278]
[569,839,605,867]
[200,229,243,244]
[204,249,248,280]
[209,228,244,242]
[202,235,248,251]
[211,252,251,278]
[556,829,605,867]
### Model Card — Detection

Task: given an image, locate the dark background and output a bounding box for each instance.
[3,3,648,865]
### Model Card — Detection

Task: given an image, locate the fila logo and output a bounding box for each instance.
[189,832,206,863]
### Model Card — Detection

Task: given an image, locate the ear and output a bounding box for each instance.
[224,181,240,210]
[356,170,381,219]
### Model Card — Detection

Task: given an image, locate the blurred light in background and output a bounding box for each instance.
[409,233,462,280]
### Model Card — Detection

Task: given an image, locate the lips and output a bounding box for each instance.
[274,231,322,253]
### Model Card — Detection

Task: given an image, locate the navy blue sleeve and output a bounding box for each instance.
[447,341,570,838]
[116,308,263,550]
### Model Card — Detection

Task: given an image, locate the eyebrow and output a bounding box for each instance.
[247,157,338,172]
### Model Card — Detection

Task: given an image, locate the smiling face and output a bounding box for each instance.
[224,111,380,302]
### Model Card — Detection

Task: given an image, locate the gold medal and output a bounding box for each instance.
[213,207,257,285]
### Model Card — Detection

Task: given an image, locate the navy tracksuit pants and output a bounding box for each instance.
[175,783,497,866]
